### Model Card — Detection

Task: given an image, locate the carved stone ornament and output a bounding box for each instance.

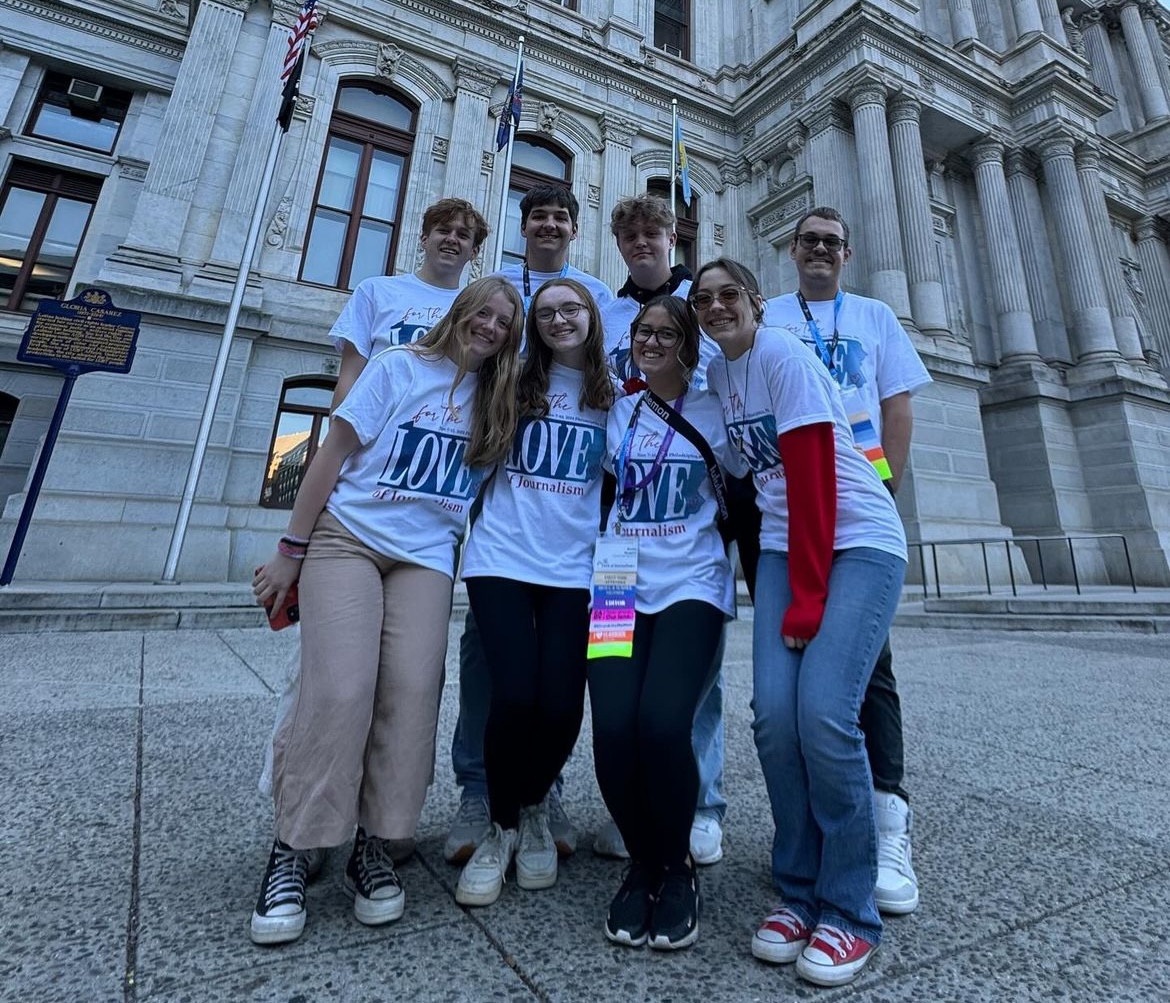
[599,114,638,146]
[587,185,601,208]
[377,42,403,79]
[538,102,561,134]
[432,136,450,163]
[713,223,725,245]
[118,158,149,181]
[295,94,315,117]
[265,195,293,247]
[213,0,253,12]
[483,0,527,11]
[159,0,184,19]
[481,151,495,172]
[1061,9,1086,55]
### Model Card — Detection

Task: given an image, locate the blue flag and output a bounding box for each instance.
[675,116,692,207]
[496,62,524,152]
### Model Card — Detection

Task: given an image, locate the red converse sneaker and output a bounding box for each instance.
[751,907,812,964]
[795,924,877,986]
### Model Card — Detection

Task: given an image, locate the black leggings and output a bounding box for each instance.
[466,577,590,830]
[587,600,725,870]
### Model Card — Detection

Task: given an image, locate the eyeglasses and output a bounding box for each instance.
[796,233,847,252]
[689,287,746,311]
[533,302,586,324]
[631,325,681,346]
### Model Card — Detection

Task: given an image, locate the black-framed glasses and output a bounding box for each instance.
[796,233,847,252]
[631,325,681,346]
[689,286,746,311]
[534,302,586,324]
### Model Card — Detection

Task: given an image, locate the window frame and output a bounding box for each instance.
[259,378,337,509]
[653,0,691,60]
[299,82,418,291]
[0,392,17,461]
[0,160,102,312]
[25,69,132,155]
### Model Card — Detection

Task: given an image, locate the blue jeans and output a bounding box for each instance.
[455,610,727,817]
[752,547,906,945]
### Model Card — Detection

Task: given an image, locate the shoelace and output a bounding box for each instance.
[519,813,552,854]
[472,827,509,867]
[878,830,913,875]
[355,833,400,893]
[263,844,308,909]
[455,798,489,827]
[812,925,856,958]
[656,868,695,907]
[764,908,806,936]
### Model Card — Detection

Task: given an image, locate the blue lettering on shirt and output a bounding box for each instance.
[508,417,604,482]
[388,321,432,347]
[378,421,483,499]
[728,414,781,473]
[799,335,868,390]
[619,459,707,522]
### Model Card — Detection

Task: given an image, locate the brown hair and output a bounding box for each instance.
[792,205,850,247]
[609,193,675,235]
[630,295,702,382]
[692,257,766,325]
[421,198,490,251]
[519,279,614,415]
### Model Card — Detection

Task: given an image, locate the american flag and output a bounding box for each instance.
[495,61,524,152]
[282,0,319,81]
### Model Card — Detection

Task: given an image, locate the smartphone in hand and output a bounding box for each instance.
[255,567,300,631]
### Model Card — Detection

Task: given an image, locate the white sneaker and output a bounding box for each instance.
[455,823,517,906]
[444,796,491,864]
[874,791,918,915]
[689,813,724,865]
[516,804,558,890]
[592,818,630,860]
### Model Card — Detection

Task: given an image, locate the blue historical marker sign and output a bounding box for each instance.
[17,287,141,375]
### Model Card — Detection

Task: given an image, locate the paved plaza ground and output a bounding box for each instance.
[2,614,1168,1002]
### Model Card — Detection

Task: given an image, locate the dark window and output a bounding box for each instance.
[300,84,417,291]
[647,177,698,273]
[26,70,131,154]
[502,136,573,267]
[0,392,16,460]
[0,161,101,312]
[260,381,336,508]
[654,0,690,59]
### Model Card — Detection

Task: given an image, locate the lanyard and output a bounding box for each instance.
[615,391,685,521]
[796,290,844,373]
[522,261,569,313]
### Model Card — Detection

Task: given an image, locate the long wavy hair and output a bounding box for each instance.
[629,294,702,384]
[518,278,614,416]
[409,276,523,466]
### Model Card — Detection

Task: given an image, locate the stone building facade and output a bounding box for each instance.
[1,0,1168,584]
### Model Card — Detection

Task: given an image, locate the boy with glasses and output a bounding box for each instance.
[763,206,931,917]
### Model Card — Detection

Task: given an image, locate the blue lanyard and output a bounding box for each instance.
[796,290,844,372]
[522,261,569,314]
[615,392,685,521]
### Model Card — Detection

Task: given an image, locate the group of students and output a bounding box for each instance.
[249,187,929,988]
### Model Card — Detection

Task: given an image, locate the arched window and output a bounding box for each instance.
[501,136,573,266]
[300,83,417,291]
[0,392,17,460]
[647,177,698,272]
[259,379,335,508]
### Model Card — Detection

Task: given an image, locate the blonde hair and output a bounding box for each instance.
[410,276,523,466]
[519,279,615,416]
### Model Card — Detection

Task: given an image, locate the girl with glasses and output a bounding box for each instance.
[590,294,743,951]
[455,279,615,906]
[693,257,907,987]
[249,276,524,945]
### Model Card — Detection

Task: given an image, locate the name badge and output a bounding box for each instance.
[586,535,638,659]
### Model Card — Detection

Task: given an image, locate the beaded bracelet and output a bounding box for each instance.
[277,538,308,560]
[281,533,310,546]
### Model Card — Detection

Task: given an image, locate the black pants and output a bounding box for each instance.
[588,600,725,871]
[467,577,590,830]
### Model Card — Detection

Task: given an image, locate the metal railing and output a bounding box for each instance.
[907,534,1136,600]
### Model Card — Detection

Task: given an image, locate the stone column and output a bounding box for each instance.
[969,139,1041,363]
[848,83,911,320]
[949,0,979,44]
[445,59,496,203]
[0,46,30,129]
[1119,2,1170,122]
[888,94,948,335]
[1145,13,1170,103]
[804,101,857,218]
[1011,0,1045,39]
[1074,142,1145,362]
[1004,149,1066,361]
[1037,0,1064,42]
[597,114,638,289]
[122,0,250,256]
[1133,218,1170,367]
[1080,13,1136,133]
[1037,134,1119,362]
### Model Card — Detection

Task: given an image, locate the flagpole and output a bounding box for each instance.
[671,98,679,236]
[491,34,525,272]
[160,34,312,583]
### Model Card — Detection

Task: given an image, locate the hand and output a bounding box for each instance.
[782,635,808,651]
[252,554,301,618]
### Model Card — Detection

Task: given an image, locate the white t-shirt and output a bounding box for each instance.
[329,272,461,358]
[762,291,931,440]
[462,363,607,589]
[494,262,615,315]
[603,388,738,617]
[600,278,722,391]
[706,328,907,561]
[329,348,486,577]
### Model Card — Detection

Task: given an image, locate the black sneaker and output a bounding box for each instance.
[605,861,660,947]
[344,826,405,926]
[250,839,309,945]
[648,862,700,950]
